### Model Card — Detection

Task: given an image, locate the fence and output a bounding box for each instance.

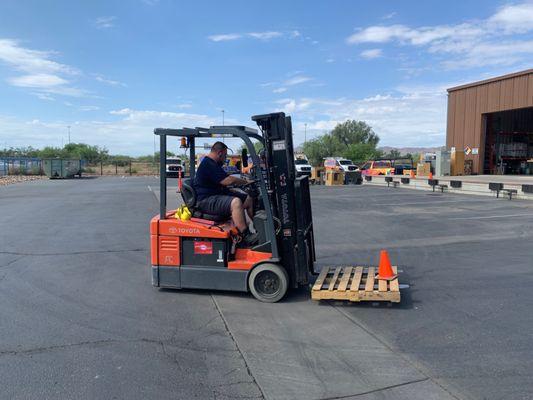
[84,161,159,176]
[0,158,160,177]
[0,157,43,176]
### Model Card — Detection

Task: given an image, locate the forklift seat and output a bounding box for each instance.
[180,178,230,223]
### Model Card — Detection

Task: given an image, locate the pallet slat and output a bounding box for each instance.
[328,267,342,291]
[337,267,352,292]
[389,266,399,293]
[311,265,400,303]
[378,278,388,292]
[349,267,364,292]
[312,267,330,291]
[365,267,375,292]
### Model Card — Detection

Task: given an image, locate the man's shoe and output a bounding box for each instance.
[241,230,259,247]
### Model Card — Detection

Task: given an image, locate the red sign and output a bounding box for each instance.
[194,241,213,254]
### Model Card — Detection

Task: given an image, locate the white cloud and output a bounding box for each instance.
[0,39,78,75]
[32,93,55,101]
[273,87,287,93]
[94,16,116,29]
[208,33,242,42]
[0,39,88,97]
[382,12,397,20]
[78,105,99,111]
[248,31,282,40]
[489,2,533,33]
[208,30,298,42]
[284,75,312,86]
[346,2,533,70]
[273,84,450,146]
[142,0,159,5]
[325,58,335,63]
[360,48,383,59]
[8,73,68,88]
[94,75,126,87]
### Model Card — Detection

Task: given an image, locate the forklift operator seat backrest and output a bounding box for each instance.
[180,178,197,209]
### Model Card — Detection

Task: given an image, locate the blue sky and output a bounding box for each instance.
[0,0,532,155]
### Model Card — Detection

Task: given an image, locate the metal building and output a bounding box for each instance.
[446,69,533,175]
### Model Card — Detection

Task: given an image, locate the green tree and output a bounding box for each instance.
[343,143,383,165]
[331,120,379,148]
[303,120,381,166]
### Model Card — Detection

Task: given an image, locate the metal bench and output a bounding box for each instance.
[437,184,448,193]
[450,180,462,189]
[500,188,517,200]
[428,179,439,192]
[385,176,399,188]
[489,183,516,200]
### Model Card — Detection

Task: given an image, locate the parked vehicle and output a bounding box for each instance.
[166,157,185,177]
[294,155,312,178]
[360,160,393,176]
[324,157,358,172]
[392,158,414,175]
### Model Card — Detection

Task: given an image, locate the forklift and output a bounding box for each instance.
[151,112,316,302]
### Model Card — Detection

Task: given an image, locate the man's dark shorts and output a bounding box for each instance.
[196,191,247,217]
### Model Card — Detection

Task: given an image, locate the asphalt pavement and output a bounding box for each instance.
[1,177,532,400]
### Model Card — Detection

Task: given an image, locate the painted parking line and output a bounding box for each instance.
[450,213,533,220]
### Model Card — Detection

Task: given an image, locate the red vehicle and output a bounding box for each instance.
[360,160,393,176]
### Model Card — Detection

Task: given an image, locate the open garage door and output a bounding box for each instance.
[484,107,533,175]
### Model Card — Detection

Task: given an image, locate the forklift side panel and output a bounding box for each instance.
[180,267,247,291]
[181,238,227,267]
[153,266,181,288]
[158,236,180,266]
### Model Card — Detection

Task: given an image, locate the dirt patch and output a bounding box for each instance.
[0,176,46,186]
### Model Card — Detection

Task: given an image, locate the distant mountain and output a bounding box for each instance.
[379,146,445,155]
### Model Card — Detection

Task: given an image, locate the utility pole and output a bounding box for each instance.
[67,125,71,144]
[221,109,225,143]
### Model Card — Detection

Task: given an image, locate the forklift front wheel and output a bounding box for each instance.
[248,263,288,303]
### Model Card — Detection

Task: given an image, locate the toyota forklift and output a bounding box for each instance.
[151,112,316,302]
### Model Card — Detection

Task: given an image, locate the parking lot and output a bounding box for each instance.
[1,177,533,400]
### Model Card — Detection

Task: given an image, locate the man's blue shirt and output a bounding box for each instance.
[193,157,228,201]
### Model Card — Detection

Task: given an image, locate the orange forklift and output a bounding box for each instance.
[150,112,316,302]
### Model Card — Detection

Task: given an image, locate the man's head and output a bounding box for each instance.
[209,141,228,166]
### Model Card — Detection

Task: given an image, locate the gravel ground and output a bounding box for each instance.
[0,175,46,186]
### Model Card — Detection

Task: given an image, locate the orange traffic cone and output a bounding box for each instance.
[377,250,397,280]
[428,172,433,179]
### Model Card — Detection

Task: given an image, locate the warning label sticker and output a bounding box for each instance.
[273,140,286,151]
[194,241,213,254]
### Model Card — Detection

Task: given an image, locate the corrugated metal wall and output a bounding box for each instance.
[446,70,533,174]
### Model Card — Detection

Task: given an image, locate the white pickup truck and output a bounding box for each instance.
[294,156,312,178]
[165,158,185,177]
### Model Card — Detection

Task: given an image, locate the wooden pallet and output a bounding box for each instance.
[311,266,400,303]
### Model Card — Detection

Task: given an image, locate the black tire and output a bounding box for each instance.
[248,263,289,303]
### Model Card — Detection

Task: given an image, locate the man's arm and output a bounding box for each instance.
[220,175,248,187]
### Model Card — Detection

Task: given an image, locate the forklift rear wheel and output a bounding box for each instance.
[248,263,288,303]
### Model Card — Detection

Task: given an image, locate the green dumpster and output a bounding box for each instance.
[43,159,82,179]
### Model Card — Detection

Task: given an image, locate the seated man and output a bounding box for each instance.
[193,141,258,245]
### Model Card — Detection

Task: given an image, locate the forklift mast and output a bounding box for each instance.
[252,112,316,287]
